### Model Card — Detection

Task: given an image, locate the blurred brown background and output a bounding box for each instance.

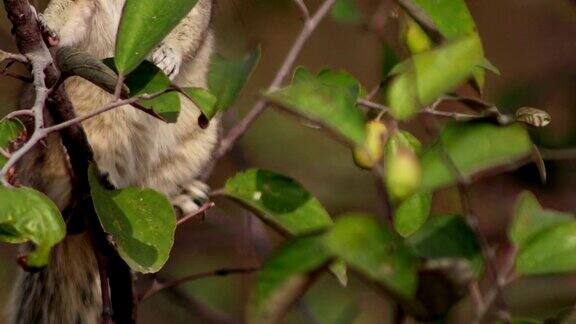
[1,0,576,323]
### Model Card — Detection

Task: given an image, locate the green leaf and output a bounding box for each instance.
[387,35,484,120]
[394,192,432,237]
[182,87,218,120]
[510,191,572,248]
[408,215,483,274]
[0,187,65,267]
[56,47,129,96]
[123,61,181,122]
[265,69,367,146]
[421,122,532,191]
[403,17,433,54]
[516,222,576,275]
[381,44,401,79]
[88,165,176,273]
[208,47,260,111]
[249,234,331,324]
[0,118,25,168]
[104,59,181,122]
[332,0,362,23]
[410,0,486,89]
[324,214,419,298]
[223,169,333,236]
[115,0,199,74]
[411,0,477,39]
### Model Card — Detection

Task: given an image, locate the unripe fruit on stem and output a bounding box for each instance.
[385,135,422,201]
[353,120,389,169]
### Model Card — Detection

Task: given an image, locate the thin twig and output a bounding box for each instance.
[293,0,311,21]
[0,49,28,63]
[420,115,510,322]
[177,202,215,226]
[0,147,11,158]
[205,0,337,179]
[0,90,170,186]
[140,267,259,301]
[474,246,518,324]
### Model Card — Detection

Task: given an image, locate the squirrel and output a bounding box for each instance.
[7,0,218,323]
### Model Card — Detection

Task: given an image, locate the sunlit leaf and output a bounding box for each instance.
[387,35,484,120]
[0,187,65,267]
[115,0,200,74]
[421,122,532,191]
[265,68,367,146]
[182,87,218,120]
[403,17,432,54]
[410,0,477,39]
[510,191,572,247]
[208,47,260,111]
[88,165,176,273]
[224,169,333,236]
[394,192,432,237]
[0,118,25,168]
[516,222,576,275]
[409,0,487,89]
[249,234,331,324]
[324,214,419,298]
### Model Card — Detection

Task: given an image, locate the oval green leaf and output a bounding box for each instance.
[394,192,432,237]
[265,69,366,146]
[208,47,260,111]
[182,87,218,120]
[88,165,176,273]
[323,214,419,298]
[516,222,576,275]
[409,0,487,89]
[421,122,532,191]
[510,191,572,248]
[56,47,129,96]
[387,35,484,120]
[223,169,333,236]
[407,215,483,275]
[115,0,200,74]
[0,186,65,267]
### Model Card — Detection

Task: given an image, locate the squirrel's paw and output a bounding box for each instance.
[171,180,210,216]
[151,43,182,80]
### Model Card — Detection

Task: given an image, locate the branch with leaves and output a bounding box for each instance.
[1,0,575,323]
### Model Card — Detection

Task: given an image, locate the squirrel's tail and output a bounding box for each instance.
[8,234,101,324]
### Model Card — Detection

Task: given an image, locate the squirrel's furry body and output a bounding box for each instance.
[8,0,217,323]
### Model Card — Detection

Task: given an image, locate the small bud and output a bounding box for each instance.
[353,120,389,169]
